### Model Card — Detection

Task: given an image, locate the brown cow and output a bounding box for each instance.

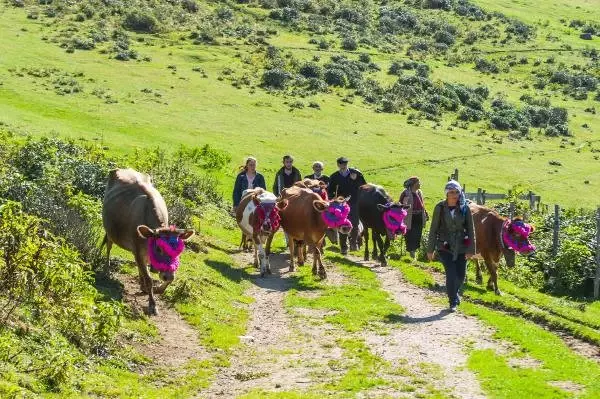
[469,203,535,295]
[102,169,194,315]
[269,185,352,278]
[236,188,280,277]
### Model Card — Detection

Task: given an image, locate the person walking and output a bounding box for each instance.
[232,157,266,210]
[400,176,428,259]
[305,161,330,186]
[272,155,301,196]
[328,156,366,255]
[426,180,475,312]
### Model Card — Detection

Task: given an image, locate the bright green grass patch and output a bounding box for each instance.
[323,338,388,394]
[239,391,324,399]
[285,254,403,332]
[463,302,600,399]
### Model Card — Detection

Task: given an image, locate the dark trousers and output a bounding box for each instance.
[339,204,359,251]
[405,213,424,252]
[438,251,467,307]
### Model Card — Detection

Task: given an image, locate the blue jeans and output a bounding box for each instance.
[438,251,467,307]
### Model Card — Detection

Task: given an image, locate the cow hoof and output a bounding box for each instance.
[311,267,317,275]
[318,270,327,279]
[260,272,265,278]
[148,306,158,316]
[298,262,304,266]
[364,256,369,261]
[476,277,483,285]
[267,268,272,275]
[289,266,295,273]
[495,290,503,296]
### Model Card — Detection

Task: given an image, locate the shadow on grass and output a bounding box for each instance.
[385,310,450,324]
[206,241,239,255]
[95,274,124,302]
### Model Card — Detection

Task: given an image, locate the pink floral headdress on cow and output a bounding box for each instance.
[147,225,186,273]
[502,219,536,253]
[381,204,408,238]
[322,201,352,229]
[253,202,281,233]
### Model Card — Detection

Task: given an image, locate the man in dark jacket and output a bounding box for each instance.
[304,161,330,186]
[328,156,366,254]
[273,155,302,196]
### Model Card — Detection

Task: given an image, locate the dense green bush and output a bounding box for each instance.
[262,68,292,88]
[299,61,322,78]
[123,10,160,33]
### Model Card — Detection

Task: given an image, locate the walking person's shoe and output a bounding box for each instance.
[409,250,416,259]
[449,305,457,313]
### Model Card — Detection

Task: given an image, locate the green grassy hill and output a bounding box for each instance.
[1,0,599,206]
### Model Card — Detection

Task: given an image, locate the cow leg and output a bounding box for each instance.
[297,240,305,266]
[253,236,260,269]
[372,230,378,260]
[363,227,370,261]
[257,238,268,278]
[136,253,157,316]
[315,246,326,279]
[311,246,318,276]
[474,259,483,285]
[288,238,295,272]
[104,235,113,271]
[380,236,390,267]
[265,232,274,256]
[483,255,501,295]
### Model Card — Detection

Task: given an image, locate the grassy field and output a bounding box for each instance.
[0,3,599,207]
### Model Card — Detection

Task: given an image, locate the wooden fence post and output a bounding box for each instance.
[594,207,600,299]
[476,188,483,205]
[454,168,459,181]
[552,205,560,257]
[482,189,487,205]
[509,202,515,220]
[528,191,535,210]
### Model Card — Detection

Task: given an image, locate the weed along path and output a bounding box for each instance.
[348,256,498,399]
[120,274,209,368]
[201,251,350,398]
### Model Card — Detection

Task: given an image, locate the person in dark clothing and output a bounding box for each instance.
[427,180,475,312]
[272,155,302,196]
[400,176,428,259]
[304,161,330,186]
[232,157,266,210]
[328,156,366,254]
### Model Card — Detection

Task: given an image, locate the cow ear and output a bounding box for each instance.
[276,199,288,210]
[178,229,195,240]
[376,204,386,212]
[313,200,328,213]
[137,225,155,239]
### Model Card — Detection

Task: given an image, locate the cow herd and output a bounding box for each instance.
[100,168,535,315]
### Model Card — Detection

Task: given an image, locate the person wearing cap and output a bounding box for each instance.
[400,176,428,259]
[427,180,475,312]
[272,155,302,196]
[304,161,330,186]
[328,156,366,255]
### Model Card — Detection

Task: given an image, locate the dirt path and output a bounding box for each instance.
[120,274,208,368]
[200,252,347,398]
[350,257,503,399]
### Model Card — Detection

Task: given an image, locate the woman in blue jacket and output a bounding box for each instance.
[232,157,266,210]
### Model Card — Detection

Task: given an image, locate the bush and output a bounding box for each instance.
[341,37,358,51]
[181,0,198,13]
[299,62,322,78]
[324,68,347,87]
[475,57,499,73]
[262,68,292,89]
[123,10,160,33]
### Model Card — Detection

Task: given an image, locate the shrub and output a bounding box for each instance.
[123,10,160,33]
[181,0,198,13]
[324,68,347,87]
[299,62,322,78]
[341,37,358,51]
[475,57,499,73]
[262,68,292,89]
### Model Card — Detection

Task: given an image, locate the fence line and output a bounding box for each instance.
[594,207,600,299]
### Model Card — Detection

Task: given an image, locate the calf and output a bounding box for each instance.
[236,188,280,277]
[469,203,535,295]
[273,185,352,278]
[358,184,408,266]
[102,168,194,315]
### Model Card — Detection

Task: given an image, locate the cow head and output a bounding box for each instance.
[501,218,536,263]
[376,202,409,240]
[317,196,353,235]
[296,178,329,200]
[253,192,281,235]
[137,225,195,281]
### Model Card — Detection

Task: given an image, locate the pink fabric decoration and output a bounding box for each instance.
[147,235,185,273]
[382,206,408,238]
[321,202,352,229]
[254,203,281,233]
[502,220,536,253]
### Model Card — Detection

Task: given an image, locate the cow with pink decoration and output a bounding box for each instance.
[469,203,536,295]
[102,169,195,315]
[357,184,409,267]
[270,185,352,278]
[236,188,281,277]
